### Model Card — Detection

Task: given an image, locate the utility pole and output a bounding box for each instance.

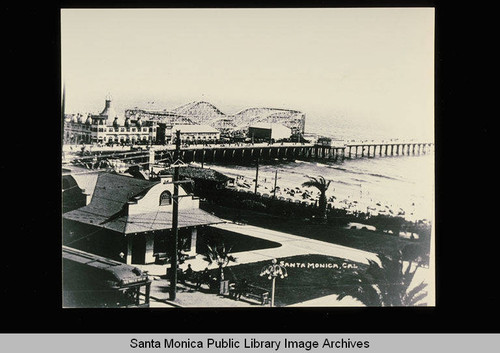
[169,130,181,300]
[273,169,278,199]
[254,157,259,194]
[201,145,205,168]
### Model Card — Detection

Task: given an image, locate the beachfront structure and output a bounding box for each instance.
[62,172,223,265]
[125,101,305,139]
[175,102,306,137]
[63,97,158,145]
[124,108,223,144]
[232,107,306,136]
[316,137,346,147]
[124,108,196,143]
[124,107,194,125]
[248,123,292,141]
[166,124,221,144]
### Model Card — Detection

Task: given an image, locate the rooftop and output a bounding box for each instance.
[63,172,224,234]
[172,124,220,133]
[63,246,149,285]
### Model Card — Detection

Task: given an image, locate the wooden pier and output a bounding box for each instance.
[344,141,433,160]
[150,141,433,164]
[67,141,434,169]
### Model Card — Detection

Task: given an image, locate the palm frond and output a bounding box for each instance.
[338,252,429,307]
[403,281,428,306]
[406,292,428,306]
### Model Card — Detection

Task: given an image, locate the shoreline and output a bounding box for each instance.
[198,161,432,224]
[62,144,433,224]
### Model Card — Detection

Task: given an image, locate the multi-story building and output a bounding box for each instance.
[63,97,158,145]
[125,108,217,144]
[168,124,221,144]
[64,97,305,145]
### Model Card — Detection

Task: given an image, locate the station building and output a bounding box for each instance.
[62,172,224,265]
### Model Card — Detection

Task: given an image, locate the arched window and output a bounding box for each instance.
[159,190,172,206]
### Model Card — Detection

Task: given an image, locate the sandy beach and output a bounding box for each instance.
[199,162,431,223]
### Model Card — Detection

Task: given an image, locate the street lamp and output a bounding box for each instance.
[260,258,287,307]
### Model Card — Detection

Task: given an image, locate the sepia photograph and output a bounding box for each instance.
[61,7,435,308]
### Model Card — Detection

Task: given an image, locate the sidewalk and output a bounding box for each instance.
[147,277,259,308]
[135,220,376,308]
[136,220,432,307]
[137,220,379,277]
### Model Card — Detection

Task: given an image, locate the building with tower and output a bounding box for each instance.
[63,96,158,145]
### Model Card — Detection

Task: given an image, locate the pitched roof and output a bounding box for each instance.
[63,173,158,226]
[90,173,157,216]
[63,172,224,234]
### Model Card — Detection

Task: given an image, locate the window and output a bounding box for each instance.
[159,190,172,206]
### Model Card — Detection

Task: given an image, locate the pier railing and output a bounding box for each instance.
[150,141,433,164]
[64,140,434,170]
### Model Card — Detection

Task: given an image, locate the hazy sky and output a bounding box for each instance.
[61,8,434,140]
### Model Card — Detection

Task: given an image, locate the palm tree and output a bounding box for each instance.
[337,252,428,306]
[202,242,237,283]
[302,175,332,222]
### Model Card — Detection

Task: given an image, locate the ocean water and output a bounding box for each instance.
[207,153,434,222]
[204,114,434,222]
[110,97,434,221]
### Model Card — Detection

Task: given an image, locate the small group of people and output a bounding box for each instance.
[176,264,195,284]
[176,266,218,291]
[282,186,316,200]
[230,278,250,301]
[194,267,215,290]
